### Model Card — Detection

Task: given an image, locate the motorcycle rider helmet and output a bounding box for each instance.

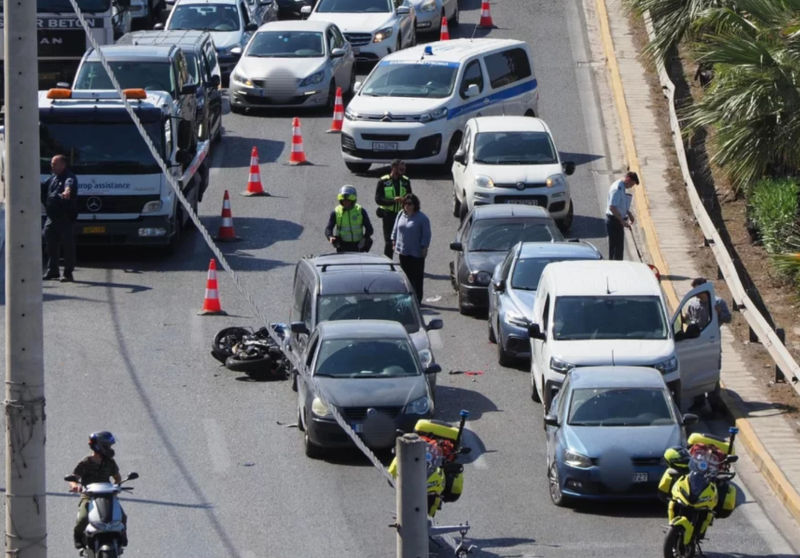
[337,185,357,202]
[89,431,116,459]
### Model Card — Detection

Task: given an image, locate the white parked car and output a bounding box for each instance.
[407,0,458,33]
[451,116,575,231]
[302,0,415,64]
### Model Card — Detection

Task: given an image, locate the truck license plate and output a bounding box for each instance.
[372,142,398,152]
[632,472,648,483]
[82,226,106,234]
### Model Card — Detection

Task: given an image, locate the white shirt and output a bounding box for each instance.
[606,179,627,217]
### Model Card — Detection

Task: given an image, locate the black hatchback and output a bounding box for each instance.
[449,205,563,315]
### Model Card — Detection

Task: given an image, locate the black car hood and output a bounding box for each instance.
[316,375,428,408]
[465,251,506,274]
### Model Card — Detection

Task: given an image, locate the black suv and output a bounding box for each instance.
[117,30,223,144]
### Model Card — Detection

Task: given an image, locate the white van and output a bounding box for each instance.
[527,260,721,413]
[341,38,539,173]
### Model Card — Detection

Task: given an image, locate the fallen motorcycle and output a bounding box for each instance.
[211,324,289,380]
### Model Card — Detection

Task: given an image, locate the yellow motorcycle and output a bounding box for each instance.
[659,427,739,558]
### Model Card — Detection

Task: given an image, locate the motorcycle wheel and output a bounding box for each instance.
[225,354,272,373]
[663,524,696,558]
[211,327,250,363]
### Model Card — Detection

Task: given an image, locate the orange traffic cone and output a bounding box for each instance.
[439,16,450,41]
[478,1,494,28]
[199,259,226,315]
[242,146,269,197]
[215,190,240,241]
[288,117,309,165]
[327,87,344,133]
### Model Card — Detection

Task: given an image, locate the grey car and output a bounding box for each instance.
[449,205,563,315]
[488,240,602,365]
[294,320,440,458]
[230,19,355,111]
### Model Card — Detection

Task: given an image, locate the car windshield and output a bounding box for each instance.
[510,258,560,290]
[247,31,325,57]
[315,338,420,378]
[568,387,674,426]
[316,0,390,13]
[361,62,458,98]
[474,131,558,165]
[317,293,420,333]
[467,220,562,252]
[74,61,175,96]
[552,296,668,340]
[168,4,240,31]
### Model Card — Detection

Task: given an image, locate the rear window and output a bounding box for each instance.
[484,47,531,89]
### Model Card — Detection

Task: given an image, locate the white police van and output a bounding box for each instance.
[341,38,539,173]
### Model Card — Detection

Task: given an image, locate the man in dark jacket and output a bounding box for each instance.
[41,154,79,282]
[375,159,411,259]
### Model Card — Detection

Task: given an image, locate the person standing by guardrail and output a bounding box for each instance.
[605,170,639,260]
[41,154,79,282]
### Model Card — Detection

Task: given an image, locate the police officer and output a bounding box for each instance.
[41,154,79,282]
[375,159,411,258]
[325,185,374,253]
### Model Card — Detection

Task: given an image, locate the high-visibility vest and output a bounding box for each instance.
[378,175,410,214]
[334,203,364,242]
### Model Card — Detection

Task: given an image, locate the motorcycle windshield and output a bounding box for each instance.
[687,471,709,503]
[94,495,115,523]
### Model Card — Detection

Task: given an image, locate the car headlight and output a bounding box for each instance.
[564,449,592,468]
[418,348,434,369]
[345,106,358,120]
[405,395,431,415]
[311,397,332,418]
[232,71,253,87]
[373,26,394,43]
[653,356,679,374]
[467,270,492,285]
[299,70,325,87]
[419,0,437,12]
[545,173,566,189]
[419,106,448,122]
[142,200,162,213]
[505,309,529,328]
[549,356,573,374]
[474,175,495,189]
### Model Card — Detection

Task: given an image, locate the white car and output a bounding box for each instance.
[407,0,458,33]
[452,116,575,231]
[302,0,415,64]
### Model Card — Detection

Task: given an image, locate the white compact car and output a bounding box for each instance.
[452,116,575,230]
[407,0,458,33]
[302,0,415,64]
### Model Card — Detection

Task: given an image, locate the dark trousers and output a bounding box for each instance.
[399,254,425,302]
[605,216,625,261]
[44,218,76,275]
[381,212,398,259]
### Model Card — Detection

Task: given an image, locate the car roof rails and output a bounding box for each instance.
[317,261,401,272]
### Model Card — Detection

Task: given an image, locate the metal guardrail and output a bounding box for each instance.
[643,14,800,394]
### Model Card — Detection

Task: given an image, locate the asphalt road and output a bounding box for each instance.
[0,0,797,557]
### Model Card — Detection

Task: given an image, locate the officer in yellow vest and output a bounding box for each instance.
[374,159,412,258]
[325,185,374,253]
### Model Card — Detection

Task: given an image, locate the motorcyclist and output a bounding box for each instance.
[69,431,127,549]
[325,185,374,253]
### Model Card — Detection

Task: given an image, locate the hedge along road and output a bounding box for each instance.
[0,1,795,557]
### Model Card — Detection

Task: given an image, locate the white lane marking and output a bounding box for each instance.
[203,418,232,473]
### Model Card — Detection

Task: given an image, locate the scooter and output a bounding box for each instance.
[65,472,138,557]
[659,427,738,558]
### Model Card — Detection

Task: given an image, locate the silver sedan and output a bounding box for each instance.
[230,19,355,112]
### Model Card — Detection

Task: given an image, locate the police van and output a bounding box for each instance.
[341,38,539,173]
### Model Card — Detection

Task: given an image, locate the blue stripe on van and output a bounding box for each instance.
[447,78,538,120]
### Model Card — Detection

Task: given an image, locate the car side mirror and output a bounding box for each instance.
[64,474,80,483]
[493,279,505,292]
[425,364,442,374]
[290,321,309,335]
[544,414,559,427]
[449,241,463,251]
[395,5,410,14]
[125,472,139,481]
[528,323,545,340]
[330,47,346,58]
[682,413,699,427]
[425,318,443,331]
[353,80,362,93]
[208,74,221,88]
[180,83,198,95]
[300,4,312,16]
[153,22,165,30]
[452,149,466,165]
[245,22,258,32]
[562,161,575,176]
[463,83,479,98]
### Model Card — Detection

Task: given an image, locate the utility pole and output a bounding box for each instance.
[4,0,47,555]
[395,434,427,558]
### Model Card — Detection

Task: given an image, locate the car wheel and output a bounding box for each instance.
[530,373,541,402]
[457,287,470,316]
[348,67,356,97]
[326,80,337,110]
[444,132,461,170]
[345,161,371,174]
[557,201,574,233]
[304,430,323,459]
[488,316,496,343]
[497,335,513,367]
[231,103,245,115]
[708,381,725,415]
[297,407,305,431]
[548,462,570,507]
[452,188,461,218]
[409,24,417,47]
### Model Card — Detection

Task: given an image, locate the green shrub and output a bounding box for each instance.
[747,178,799,253]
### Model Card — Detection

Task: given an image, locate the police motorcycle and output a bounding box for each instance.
[389,410,476,557]
[658,427,739,558]
[64,472,139,557]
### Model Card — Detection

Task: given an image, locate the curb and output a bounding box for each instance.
[595,0,800,527]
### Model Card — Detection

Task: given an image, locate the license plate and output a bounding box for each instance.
[372,142,398,152]
[632,472,648,483]
[505,199,539,206]
[82,226,106,234]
